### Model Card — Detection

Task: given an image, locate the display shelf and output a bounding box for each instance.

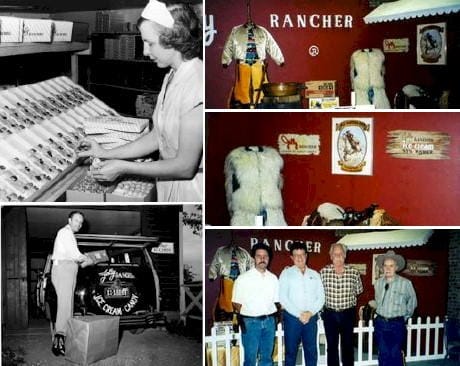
[88,82,158,94]
[0,42,89,57]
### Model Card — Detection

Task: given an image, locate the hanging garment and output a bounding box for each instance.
[209,245,253,315]
[232,61,268,105]
[224,146,287,226]
[221,24,284,66]
[222,24,284,107]
[350,48,391,109]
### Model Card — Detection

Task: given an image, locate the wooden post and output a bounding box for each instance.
[2,207,29,329]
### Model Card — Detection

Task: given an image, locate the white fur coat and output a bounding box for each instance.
[350,48,391,109]
[224,146,287,226]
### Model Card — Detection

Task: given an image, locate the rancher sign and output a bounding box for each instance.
[386,130,451,160]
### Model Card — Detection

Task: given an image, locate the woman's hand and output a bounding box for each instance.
[77,138,107,158]
[89,159,126,182]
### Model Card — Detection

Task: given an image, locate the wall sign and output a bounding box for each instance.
[402,259,436,277]
[151,242,175,254]
[417,22,446,65]
[383,38,409,53]
[278,133,320,155]
[332,118,373,175]
[386,130,451,159]
[349,263,367,275]
[205,15,217,46]
[249,237,322,253]
[269,13,353,29]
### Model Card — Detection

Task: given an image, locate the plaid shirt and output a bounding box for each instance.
[320,264,363,310]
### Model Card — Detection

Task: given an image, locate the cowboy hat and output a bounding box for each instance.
[376,250,405,271]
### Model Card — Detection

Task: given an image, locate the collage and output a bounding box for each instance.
[0,0,460,366]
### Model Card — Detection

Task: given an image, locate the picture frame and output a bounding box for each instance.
[372,253,383,285]
[417,22,447,65]
[332,117,373,175]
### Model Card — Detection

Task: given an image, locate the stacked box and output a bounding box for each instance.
[65,315,119,365]
[53,21,73,42]
[309,97,340,109]
[0,16,23,42]
[304,80,337,98]
[22,18,53,43]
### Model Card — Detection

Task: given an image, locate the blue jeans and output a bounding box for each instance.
[374,317,406,366]
[241,315,276,366]
[322,307,355,366]
[283,310,318,366]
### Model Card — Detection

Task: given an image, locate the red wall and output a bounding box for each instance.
[205,229,450,331]
[205,0,460,108]
[205,112,460,225]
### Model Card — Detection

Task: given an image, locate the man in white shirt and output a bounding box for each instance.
[232,243,280,366]
[51,211,89,356]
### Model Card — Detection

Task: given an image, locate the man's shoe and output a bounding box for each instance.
[57,335,66,356]
[51,335,61,356]
[51,334,65,356]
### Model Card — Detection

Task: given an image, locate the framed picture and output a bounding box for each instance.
[372,254,383,285]
[332,117,373,175]
[417,22,446,65]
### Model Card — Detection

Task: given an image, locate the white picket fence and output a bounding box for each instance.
[205,316,446,366]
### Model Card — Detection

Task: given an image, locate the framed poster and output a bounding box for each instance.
[372,254,384,285]
[332,117,373,175]
[417,22,446,65]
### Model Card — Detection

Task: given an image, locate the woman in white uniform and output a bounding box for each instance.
[78,0,202,202]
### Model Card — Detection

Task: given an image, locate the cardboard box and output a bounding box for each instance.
[309,97,340,109]
[304,80,336,98]
[23,18,53,43]
[84,250,109,264]
[71,22,89,42]
[106,179,156,202]
[0,16,23,43]
[66,173,111,202]
[66,189,105,202]
[65,315,119,365]
[53,20,73,42]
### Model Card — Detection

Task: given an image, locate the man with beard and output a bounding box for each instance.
[232,243,280,366]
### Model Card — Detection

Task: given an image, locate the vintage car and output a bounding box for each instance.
[37,234,167,333]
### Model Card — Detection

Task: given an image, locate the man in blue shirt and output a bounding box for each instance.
[374,250,417,366]
[279,241,325,366]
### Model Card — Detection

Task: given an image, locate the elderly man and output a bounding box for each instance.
[320,243,363,366]
[280,241,325,366]
[232,243,279,366]
[374,250,417,366]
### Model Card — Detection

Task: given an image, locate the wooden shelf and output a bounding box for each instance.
[94,57,153,63]
[0,42,89,57]
[88,82,159,94]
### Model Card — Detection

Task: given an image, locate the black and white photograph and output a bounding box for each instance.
[1,204,202,366]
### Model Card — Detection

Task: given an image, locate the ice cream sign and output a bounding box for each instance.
[386,130,450,160]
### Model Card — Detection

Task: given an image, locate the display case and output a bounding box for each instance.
[0,76,117,201]
[0,76,157,202]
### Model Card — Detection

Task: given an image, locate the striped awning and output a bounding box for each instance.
[338,229,434,250]
[364,0,460,24]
